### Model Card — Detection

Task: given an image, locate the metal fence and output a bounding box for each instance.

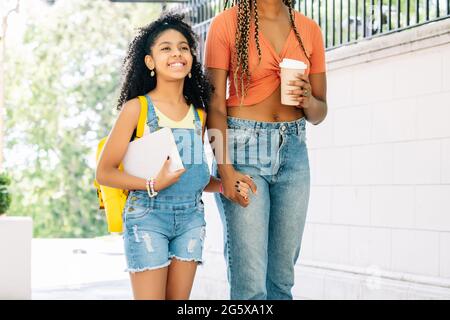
[176,0,449,59]
[305,0,450,48]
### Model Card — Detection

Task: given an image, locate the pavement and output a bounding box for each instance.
[31,192,229,300]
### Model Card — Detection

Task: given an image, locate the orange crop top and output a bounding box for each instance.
[204,6,326,107]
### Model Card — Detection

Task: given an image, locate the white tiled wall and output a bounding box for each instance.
[308,186,332,223]
[331,186,371,226]
[393,140,441,185]
[370,186,415,228]
[350,144,394,185]
[440,233,450,278]
[391,229,440,277]
[415,186,450,231]
[393,50,443,99]
[334,106,372,146]
[417,92,450,139]
[311,224,350,265]
[303,32,450,298]
[442,139,450,184]
[348,226,391,269]
[371,98,417,143]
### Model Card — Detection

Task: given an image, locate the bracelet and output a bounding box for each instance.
[146,178,158,198]
[145,179,151,197]
[150,178,158,197]
[219,182,223,194]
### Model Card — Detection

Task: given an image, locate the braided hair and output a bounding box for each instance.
[116,12,212,111]
[224,0,311,104]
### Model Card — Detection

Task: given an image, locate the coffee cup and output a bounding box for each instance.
[279,58,307,106]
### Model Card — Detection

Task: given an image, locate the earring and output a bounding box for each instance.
[188,72,192,79]
[150,69,155,77]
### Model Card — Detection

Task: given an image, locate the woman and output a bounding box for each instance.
[204,0,327,299]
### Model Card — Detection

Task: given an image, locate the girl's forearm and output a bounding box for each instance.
[204,175,222,193]
[96,168,147,191]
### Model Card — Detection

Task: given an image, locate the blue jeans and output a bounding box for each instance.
[212,116,310,300]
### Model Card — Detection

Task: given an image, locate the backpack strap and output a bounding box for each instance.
[196,107,206,129]
[195,107,206,143]
[136,96,148,139]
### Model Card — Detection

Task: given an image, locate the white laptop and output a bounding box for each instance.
[122,127,184,179]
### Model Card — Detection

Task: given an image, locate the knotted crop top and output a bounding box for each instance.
[204,6,326,106]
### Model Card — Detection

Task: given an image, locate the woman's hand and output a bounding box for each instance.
[154,156,186,192]
[221,168,257,207]
[235,180,252,200]
[287,73,313,109]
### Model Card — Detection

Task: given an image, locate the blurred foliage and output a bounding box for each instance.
[0,171,12,215]
[4,0,160,237]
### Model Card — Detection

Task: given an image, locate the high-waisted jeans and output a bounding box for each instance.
[212,116,310,300]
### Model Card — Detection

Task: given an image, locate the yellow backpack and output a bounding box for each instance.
[93,95,205,233]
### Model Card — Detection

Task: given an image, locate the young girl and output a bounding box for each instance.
[96,13,249,300]
[205,0,327,299]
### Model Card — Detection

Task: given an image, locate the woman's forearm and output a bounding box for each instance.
[206,107,235,177]
[304,95,328,125]
[204,176,222,193]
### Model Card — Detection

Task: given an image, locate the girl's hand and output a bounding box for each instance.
[154,156,186,191]
[287,73,313,109]
[221,169,257,207]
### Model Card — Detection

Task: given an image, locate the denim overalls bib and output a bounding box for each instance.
[125,94,210,204]
[145,95,210,197]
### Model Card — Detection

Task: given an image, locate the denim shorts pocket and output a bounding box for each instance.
[127,191,149,209]
[125,206,151,221]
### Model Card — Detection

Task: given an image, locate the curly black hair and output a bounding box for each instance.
[116,12,212,112]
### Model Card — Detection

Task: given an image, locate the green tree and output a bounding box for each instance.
[4,0,160,237]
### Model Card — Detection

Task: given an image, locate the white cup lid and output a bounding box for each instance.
[279,58,307,69]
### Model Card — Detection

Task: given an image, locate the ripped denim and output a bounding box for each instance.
[123,191,206,272]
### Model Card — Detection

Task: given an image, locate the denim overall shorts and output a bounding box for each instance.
[122,95,210,272]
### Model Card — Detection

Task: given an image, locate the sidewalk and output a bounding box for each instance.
[31,240,228,300]
[31,192,229,300]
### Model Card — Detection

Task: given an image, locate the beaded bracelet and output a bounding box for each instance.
[150,178,157,197]
[146,177,158,198]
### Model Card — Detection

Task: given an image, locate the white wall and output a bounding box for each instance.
[300,18,450,299]
[0,217,33,300]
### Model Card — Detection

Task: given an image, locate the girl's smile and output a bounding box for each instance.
[167,60,187,69]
